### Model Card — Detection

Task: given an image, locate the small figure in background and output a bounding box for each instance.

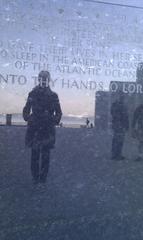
[90,123,94,128]
[86,118,90,128]
[111,93,129,161]
[132,104,143,161]
[59,122,63,127]
[23,71,62,184]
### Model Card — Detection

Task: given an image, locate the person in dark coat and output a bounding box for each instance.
[132,104,143,161]
[23,71,62,184]
[111,93,129,160]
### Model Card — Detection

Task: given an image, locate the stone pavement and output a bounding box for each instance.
[0,126,143,240]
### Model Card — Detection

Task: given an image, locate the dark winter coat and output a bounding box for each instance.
[132,104,143,130]
[111,100,129,132]
[132,104,143,141]
[23,86,62,148]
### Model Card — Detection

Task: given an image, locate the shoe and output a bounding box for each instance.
[119,156,125,160]
[39,177,47,184]
[112,156,125,161]
[111,155,116,160]
[135,157,143,161]
[32,178,39,185]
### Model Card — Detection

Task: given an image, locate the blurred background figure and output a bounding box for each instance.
[86,118,90,128]
[90,123,94,128]
[111,92,129,160]
[23,70,62,184]
[132,104,143,161]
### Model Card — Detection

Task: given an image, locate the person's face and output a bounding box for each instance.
[39,76,49,87]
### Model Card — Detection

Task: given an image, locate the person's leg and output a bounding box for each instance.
[136,140,143,161]
[112,131,118,159]
[31,146,40,183]
[40,145,50,182]
[117,131,125,159]
[112,131,125,159]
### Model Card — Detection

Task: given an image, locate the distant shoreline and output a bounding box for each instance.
[0,122,90,128]
[0,114,94,128]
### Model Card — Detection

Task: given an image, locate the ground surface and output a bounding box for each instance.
[0,126,143,240]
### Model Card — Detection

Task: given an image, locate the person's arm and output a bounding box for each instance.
[53,94,62,125]
[123,105,129,131]
[23,94,32,121]
[132,107,139,129]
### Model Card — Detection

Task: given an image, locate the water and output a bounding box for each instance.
[0,114,94,127]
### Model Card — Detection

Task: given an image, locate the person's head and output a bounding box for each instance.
[38,70,51,87]
[118,91,124,103]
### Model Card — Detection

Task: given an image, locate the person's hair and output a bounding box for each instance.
[38,71,51,86]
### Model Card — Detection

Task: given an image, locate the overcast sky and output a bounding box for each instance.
[0,0,143,116]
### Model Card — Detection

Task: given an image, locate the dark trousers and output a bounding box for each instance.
[112,130,125,159]
[31,145,50,182]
